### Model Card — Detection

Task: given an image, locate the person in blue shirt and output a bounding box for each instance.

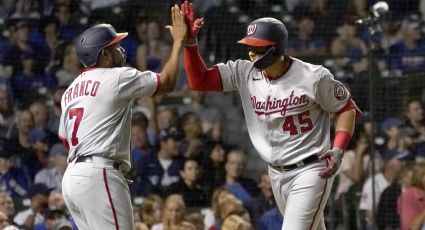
[389,14,425,73]
[133,127,183,197]
[288,14,326,57]
[0,139,31,199]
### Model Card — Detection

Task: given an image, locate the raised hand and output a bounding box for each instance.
[318,147,344,179]
[181,0,204,44]
[165,4,187,44]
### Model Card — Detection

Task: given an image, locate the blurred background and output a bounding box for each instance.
[0,0,425,229]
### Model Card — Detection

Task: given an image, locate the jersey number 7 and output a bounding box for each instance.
[69,108,84,146]
[282,110,313,136]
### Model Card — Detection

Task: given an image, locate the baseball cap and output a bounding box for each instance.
[380,117,404,133]
[49,143,68,158]
[159,126,181,141]
[28,183,54,198]
[28,128,49,143]
[402,14,421,29]
[383,149,411,162]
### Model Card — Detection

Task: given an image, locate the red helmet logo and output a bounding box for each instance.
[247,24,257,35]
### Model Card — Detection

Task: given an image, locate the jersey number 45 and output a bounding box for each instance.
[282,111,313,136]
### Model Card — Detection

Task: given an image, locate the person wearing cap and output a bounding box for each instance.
[181,2,361,228]
[389,14,425,73]
[34,143,68,193]
[59,6,187,229]
[13,183,53,229]
[133,127,183,197]
[359,144,407,228]
[2,19,38,79]
[0,138,31,199]
[381,117,405,151]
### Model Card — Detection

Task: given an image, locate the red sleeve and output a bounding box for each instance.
[184,45,223,91]
[58,136,69,150]
[336,98,362,118]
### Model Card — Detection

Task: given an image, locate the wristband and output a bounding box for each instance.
[333,131,351,150]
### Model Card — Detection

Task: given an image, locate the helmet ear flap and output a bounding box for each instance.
[253,45,282,70]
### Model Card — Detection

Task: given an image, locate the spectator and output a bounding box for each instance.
[376,162,414,230]
[257,207,283,230]
[6,110,34,174]
[330,15,368,76]
[179,112,209,160]
[141,194,163,229]
[287,14,326,57]
[10,0,40,19]
[163,158,207,207]
[381,117,405,151]
[30,16,62,74]
[0,192,16,225]
[52,42,82,87]
[244,170,275,229]
[136,19,170,72]
[217,193,249,227]
[398,162,425,230]
[0,87,16,138]
[27,128,51,176]
[131,113,154,164]
[359,149,407,229]
[2,20,38,79]
[33,209,68,230]
[0,141,30,199]
[29,101,51,132]
[34,143,68,193]
[53,3,78,42]
[151,194,189,230]
[178,91,223,141]
[403,98,425,144]
[204,186,233,230]
[13,183,53,229]
[156,106,179,131]
[201,141,226,201]
[389,14,425,74]
[222,214,253,230]
[134,127,182,197]
[185,212,205,230]
[222,149,258,203]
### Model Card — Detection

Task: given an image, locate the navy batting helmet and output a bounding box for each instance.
[238,17,288,70]
[75,24,128,67]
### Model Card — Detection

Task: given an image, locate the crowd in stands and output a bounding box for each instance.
[0,0,424,229]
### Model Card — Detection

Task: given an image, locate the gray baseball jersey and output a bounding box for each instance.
[58,67,159,170]
[216,57,350,166]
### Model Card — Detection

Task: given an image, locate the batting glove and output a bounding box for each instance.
[318,147,344,179]
[182,0,204,44]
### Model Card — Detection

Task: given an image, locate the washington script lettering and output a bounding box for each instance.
[251,90,309,116]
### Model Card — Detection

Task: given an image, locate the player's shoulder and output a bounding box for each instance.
[291,57,332,79]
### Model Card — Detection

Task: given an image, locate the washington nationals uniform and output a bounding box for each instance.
[216,57,350,229]
[59,67,159,229]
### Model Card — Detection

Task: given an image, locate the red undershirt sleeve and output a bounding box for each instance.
[184,45,223,92]
[336,98,362,118]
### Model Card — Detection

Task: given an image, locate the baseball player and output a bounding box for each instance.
[59,5,187,230]
[181,1,361,229]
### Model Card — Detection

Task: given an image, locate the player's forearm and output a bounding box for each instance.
[333,109,356,150]
[157,41,184,94]
[335,109,356,135]
[184,45,222,91]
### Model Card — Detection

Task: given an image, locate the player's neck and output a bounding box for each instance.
[263,56,291,79]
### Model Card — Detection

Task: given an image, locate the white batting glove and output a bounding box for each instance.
[318,147,344,179]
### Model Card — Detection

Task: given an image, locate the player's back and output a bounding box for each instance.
[59,67,158,167]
